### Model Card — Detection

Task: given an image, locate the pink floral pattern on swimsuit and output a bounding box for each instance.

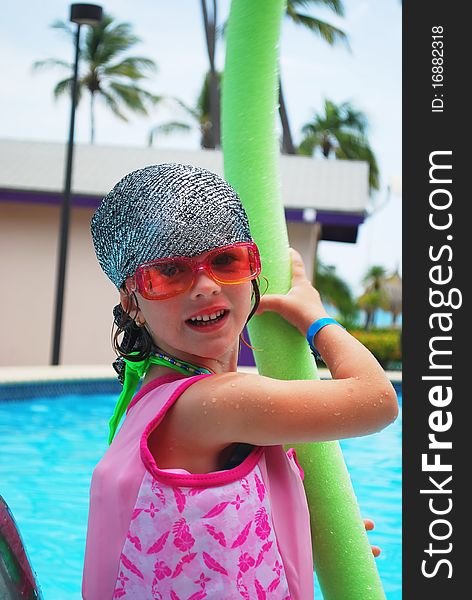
[113,468,291,599]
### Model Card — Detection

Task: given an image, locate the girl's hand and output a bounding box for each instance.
[364,518,381,557]
[255,247,330,334]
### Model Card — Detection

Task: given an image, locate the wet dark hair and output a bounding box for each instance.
[111,276,268,365]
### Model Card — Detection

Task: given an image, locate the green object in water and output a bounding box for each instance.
[222,0,386,597]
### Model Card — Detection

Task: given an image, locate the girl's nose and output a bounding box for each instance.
[190,266,221,297]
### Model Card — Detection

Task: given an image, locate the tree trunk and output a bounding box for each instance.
[90,91,95,145]
[322,136,331,157]
[209,69,221,147]
[278,77,295,154]
[200,0,220,148]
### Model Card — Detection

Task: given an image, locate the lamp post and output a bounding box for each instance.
[51,3,103,365]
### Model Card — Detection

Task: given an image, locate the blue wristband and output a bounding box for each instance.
[306,318,345,359]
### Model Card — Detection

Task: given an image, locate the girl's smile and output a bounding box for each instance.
[184,306,231,332]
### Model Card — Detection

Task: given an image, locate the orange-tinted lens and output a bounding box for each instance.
[209,245,259,283]
[137,259,192,299]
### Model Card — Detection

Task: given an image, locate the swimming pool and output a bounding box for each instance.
[0,385,401,599]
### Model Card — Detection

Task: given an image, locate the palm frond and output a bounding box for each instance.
[53,77,84,105]
[107,82,151,114]
[32,58,72,73]
[301,118,322,136]
[98,89,128,121]
[285,10,349,48]
[335,131,379,190]
[315,259,358,322]
[153,121,192,135]
[102,57,157,80]
[172,97,200,122]
[333,130,365,158]
[53,77,73,99]
[149,121,192,141]
[50,19,75,40]
[148,122,192,147]
[297,132,322,156]
[287,0,345,18]
[83,16,141,64]
[338,101,369,134]
[197,70,221,120]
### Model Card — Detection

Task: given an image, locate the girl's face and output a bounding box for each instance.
[121,256,253,372]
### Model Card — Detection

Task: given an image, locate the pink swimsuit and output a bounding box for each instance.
[82,373,314,599]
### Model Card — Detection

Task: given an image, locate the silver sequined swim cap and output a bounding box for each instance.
[91,163,253,288]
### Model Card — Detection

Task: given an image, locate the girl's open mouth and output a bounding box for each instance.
[185,309,229,332]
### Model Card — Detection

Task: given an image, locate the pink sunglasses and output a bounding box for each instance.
[125,242,261,300]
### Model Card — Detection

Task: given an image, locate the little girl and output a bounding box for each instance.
[83,163,398,600]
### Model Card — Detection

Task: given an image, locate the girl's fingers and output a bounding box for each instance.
[372,545,381,558]
[363,519,380,556]
[289,248,309,282]
[363,519,375,531]
[255,294,283,315]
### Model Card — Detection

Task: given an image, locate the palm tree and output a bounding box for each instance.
[363,265,387,292]
[358,265,389,329]
[280,0,349,154]
[33,14,160,144]
[379,268,402,327]
[148,71,222,149]
[314,260,359,326]
[299,99,380,192]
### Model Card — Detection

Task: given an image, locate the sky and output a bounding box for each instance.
[0,0,401,295]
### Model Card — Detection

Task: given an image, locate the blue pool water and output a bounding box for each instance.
[0,386,401,599]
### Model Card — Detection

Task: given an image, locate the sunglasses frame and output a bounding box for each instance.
[125,241,261,300]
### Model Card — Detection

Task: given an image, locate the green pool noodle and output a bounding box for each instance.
[221,1,386,598]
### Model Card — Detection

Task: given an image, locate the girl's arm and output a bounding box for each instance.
[178,249,399,447]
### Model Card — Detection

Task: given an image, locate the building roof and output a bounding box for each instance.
[0,138,369,242]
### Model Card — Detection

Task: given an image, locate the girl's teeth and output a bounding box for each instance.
[190,310,225,322]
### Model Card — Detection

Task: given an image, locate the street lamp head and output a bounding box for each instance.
[70,3,103,26]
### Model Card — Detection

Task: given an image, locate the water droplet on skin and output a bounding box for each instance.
[289,409,294,413]
[322,403,327,408]
[211,398,216,404]
[334,412,341,416]
[202,401,207,407]
[379,399,383,404]
[230,383,236,388]
[373,403,377,407]
[204,410,208,415]
[263,408,268,413]
[270,410,275,414]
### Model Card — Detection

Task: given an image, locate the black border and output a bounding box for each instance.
[403,3,466,597]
